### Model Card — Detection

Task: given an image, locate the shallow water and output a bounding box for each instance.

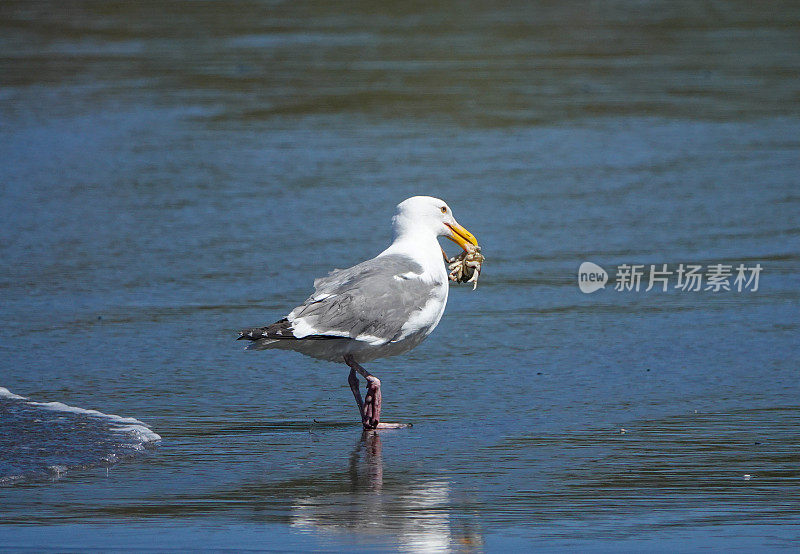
[1,1,799,550]
[0,387,159,485]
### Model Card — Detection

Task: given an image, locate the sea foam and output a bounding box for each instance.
[0,386,160,484]
[27,400,162,443]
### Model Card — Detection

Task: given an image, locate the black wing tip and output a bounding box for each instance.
[236,319,293,342]
[236,326,268,341]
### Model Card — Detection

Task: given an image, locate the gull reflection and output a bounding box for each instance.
[291,431,483,552]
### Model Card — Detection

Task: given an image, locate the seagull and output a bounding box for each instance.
[237,196,479,429]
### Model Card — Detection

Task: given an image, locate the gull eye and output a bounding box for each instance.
[441,206,447,213]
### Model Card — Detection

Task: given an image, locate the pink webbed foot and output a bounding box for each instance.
[344,355,408,430]
[362,376,381,429]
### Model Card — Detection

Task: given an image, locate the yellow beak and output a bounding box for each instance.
[445,222,478,250]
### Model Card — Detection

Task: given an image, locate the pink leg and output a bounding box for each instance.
[344,355,382,429]
[348,366,364,414]
[363,375,382,429]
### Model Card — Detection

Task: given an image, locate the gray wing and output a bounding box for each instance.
[288,254,438,343]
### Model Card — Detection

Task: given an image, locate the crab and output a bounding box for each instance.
[444,243,485,290]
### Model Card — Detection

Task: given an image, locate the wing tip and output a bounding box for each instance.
[236,319,295,342]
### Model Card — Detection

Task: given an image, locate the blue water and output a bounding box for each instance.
[0,389,159,484]
[2,1,799,550]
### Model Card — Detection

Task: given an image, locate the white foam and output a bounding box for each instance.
[0,387,27,400]
[1,387,161,443]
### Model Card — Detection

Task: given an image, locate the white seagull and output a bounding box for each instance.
[237,196,479,429]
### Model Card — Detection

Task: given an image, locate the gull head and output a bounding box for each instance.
[392,196,478,250]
